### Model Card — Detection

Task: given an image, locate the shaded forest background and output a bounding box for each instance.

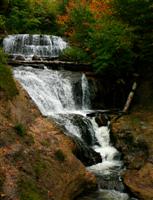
[0,0,153,99]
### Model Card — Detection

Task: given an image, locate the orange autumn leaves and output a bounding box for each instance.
[57,0,111,37]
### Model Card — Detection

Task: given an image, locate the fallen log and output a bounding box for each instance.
[8,60,92,72]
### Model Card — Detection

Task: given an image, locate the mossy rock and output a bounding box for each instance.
[18,175,44,200]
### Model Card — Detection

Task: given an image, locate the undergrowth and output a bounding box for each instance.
[0,48,18,98]
[54,149,66,162]
[14,123,26,137]
[18,176,43,200]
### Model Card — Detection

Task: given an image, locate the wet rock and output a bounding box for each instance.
[95,113,108,127]
[97,174,126,192]
[15,55,25,61]
[73,139,102,166]
[32,55,41,61]
[111,128,148,169]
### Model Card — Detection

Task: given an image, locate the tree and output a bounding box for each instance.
[1,0,60,34]
[88,16,134,76]
[112,0,153,73]
[57,0,135,77]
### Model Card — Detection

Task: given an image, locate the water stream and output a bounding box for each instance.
[3,34,67,60]
[4,34,137,200]
[13,66,135,200]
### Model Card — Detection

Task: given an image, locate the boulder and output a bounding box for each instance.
[15,55,25,61]
[32,55,41,61]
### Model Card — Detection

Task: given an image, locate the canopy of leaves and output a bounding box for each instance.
[0,0,153,78]
[112,0,153,73]
[89,17,134,76]
[0,0,60,34]
[57,0,153,77]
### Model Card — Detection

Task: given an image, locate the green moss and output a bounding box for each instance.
[54,149,66,162]
[14,123,26,137]
[34,160,47,177]
[18,176,43,200]
[40,139,50,147]
[0,48,18,98]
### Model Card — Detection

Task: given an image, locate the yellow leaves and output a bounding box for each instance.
[57,15,69,25]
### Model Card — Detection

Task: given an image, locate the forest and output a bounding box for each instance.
[0,0,153,77]
[0,1,153,200]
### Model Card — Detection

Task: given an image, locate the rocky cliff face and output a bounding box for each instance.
[0,81,97,200]
[112,110,153,200]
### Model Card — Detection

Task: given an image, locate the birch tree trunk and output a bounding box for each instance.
[123,82,137,113]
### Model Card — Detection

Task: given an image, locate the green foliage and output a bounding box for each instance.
[0,15,6,32]
[14,123,26,137]
[112,0,153,72]
[0,0,60,34]
[89,17,134,75]
[54,149,65,162]
[69,4,94,46]
[0,63,18,98]
[34,160,47,177]
[58,0,153,77]
[0,48,7,64]
[18,176,43,200]
[60,46,89,62]
[0,48,18,98]
[0,60,18,99]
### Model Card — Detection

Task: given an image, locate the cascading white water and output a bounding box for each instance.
[87,118,122,175]
[3,34,67,60]
[14,67,76,115]
[13,66,133,200]
[82,74,91,110]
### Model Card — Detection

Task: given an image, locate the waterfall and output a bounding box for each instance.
[3,34,67,60]
[13,66,133,200]
[82,74,91,110]
[3,32,135,199]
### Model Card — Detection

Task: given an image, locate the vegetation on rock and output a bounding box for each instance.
[0,48,18,98]
[14,123,26,137]
[54,149,66,162]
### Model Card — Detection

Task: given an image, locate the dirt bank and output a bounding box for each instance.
[0,81,96,200]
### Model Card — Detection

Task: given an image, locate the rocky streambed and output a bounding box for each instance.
[112,110,153,200]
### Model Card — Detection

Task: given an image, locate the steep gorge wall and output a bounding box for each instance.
[0,81,96,200]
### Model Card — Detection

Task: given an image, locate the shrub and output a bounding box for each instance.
[0,15,6,32]
[0,63,18,98]
[18,176,43,200]
[0,48,7,64]
[60,46,89,62]
[89,17,134,76]
[0,48,18,98]
[54,149,65,162]
[14,123,26,137]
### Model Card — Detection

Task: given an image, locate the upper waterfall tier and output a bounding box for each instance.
[3,34,67,60]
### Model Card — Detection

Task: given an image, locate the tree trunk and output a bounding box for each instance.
[123,82,137,113]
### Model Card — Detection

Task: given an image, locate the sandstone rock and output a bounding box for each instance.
[124,163,153,200]
[112,111,153,200]
[0,81,97,200]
